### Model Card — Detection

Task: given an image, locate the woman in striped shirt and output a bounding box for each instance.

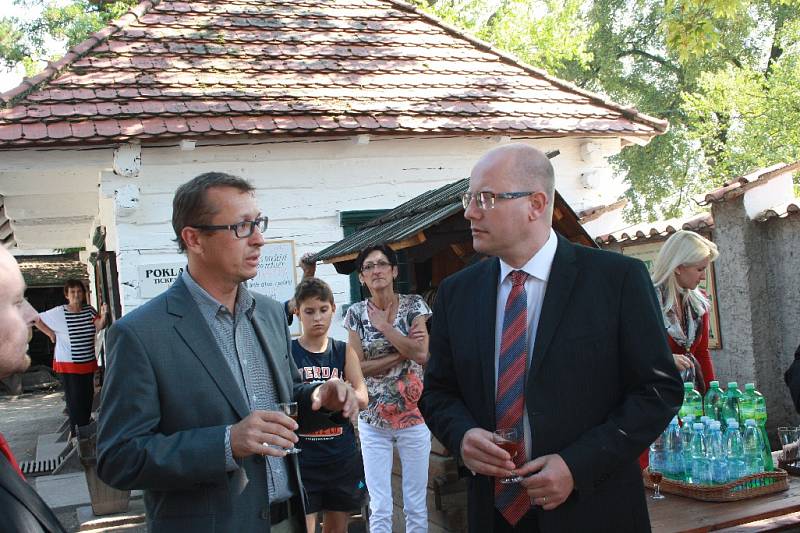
[35,279,107,430]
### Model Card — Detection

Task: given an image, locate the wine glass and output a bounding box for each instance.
[779,427,800,466]
[649,468,666,500]
[278,401,301,454]
[493,428,524,484]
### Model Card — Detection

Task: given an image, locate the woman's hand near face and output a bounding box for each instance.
[367,299,395,334]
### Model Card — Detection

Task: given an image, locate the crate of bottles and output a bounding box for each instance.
[644,467,788,502]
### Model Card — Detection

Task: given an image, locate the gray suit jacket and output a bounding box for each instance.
[97,276,319,532]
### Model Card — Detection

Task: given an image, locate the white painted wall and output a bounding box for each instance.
[743,172,795,219]
[581,206,627,239]
[94,134,625,340]
[0,147,114,248]
[1,133,633,339]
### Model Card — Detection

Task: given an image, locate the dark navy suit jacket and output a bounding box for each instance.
[420,235,683,533]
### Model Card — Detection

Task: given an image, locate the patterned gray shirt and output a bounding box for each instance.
[182,269,294,502]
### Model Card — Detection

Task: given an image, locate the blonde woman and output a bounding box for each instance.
[652,230,719,393]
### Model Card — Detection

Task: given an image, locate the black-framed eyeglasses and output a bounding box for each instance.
[189,216,269,238]
[460,191,536,210]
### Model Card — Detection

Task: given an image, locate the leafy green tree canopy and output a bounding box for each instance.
[1,0,136,76]
[414,0,800,222]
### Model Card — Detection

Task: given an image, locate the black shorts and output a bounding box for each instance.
[301,452,367,514]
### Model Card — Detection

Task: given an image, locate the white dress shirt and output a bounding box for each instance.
[494,228,558,458]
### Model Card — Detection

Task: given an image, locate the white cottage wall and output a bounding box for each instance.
[88,134,624,339]
[0,148,114,248]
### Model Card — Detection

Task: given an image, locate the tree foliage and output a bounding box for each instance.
[414,0,800,222]
[0,0,136,75]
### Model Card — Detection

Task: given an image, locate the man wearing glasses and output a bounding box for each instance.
[420,144,682,532]
[97,172,359,533]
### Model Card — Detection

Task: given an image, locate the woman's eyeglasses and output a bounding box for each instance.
[360,260,393,273]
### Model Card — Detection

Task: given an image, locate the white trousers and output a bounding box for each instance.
[358,419,431,533]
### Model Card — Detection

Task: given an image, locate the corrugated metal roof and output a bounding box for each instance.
[314,178,468,262]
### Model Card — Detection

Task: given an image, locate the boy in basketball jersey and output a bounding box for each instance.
[292,278,369,533]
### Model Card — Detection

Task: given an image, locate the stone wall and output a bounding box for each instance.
[711,197,800,433]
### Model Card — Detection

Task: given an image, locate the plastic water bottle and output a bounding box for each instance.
[707,421,728,484]
[721,382,743,427]
[664,417,685,480]
[690,422,712,484]
[725,421,746,481]
[746,384,775,471]
[701,416,711,434]
[739,383,756,421]
[649,431,667,476]
[704,381,724,422]
[680,382,704,421]
[743,419,764,475]
[680,415,695,480]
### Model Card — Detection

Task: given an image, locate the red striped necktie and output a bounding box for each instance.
[0,432,25,480]
[495,270,531,525]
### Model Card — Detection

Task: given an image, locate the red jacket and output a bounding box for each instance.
[667,310,714,391]
[640,310,713,470]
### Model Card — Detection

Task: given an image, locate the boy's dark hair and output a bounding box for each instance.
[294,277,335,306]
[354,243,398,272]
[172,172,255,252]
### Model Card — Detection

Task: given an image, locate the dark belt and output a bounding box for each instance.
[270,500,290,525]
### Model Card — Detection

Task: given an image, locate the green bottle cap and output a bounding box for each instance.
[727,382,738,389]
[745,383,755,391]
[684,382,694,390]
[710,381,720,388]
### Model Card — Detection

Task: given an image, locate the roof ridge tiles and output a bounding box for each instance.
[0,0,160,108]
[387,0,668,134]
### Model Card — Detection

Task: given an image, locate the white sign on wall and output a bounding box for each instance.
[246,240,299,336]
[138,263,185,298]
[137,240,299,334]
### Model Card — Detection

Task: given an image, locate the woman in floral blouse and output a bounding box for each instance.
[652,230,720,394]
[344,243,432,533]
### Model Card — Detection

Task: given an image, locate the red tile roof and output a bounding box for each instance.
[596,212,714,245]
[0,0,668,147]
[699,161,800,205]
[753,200,800,222]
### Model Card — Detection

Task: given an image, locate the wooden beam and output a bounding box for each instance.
[323,231,428,265]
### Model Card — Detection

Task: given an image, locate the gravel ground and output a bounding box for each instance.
[0,389,65,463]
[0,389,85,530]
